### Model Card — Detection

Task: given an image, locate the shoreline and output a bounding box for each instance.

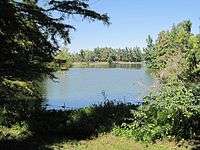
[71,61,144,68]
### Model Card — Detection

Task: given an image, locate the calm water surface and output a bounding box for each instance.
[43,65,154,109]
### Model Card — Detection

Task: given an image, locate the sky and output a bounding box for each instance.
[66,0,200,52]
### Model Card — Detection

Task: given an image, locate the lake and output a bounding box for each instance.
[42,64,154,109]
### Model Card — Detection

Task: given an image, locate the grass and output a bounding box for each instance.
[46,133,190,150]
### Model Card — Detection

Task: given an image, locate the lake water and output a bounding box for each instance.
[43,64,154,109]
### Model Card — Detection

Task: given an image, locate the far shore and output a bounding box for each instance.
[72,61,144,68]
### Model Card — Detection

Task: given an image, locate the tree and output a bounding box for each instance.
[114,20,200,141]
[107,56,113,65]
[134,47,142,62]
[80,49,86,62]
[143,35,154,66]
[54,49,72,68]
[72,47,144,63]
[0,0,109,98]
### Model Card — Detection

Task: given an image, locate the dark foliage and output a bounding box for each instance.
[0,100,137,149]
[0,0,109,98]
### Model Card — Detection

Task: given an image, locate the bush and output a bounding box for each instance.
[0,122,31,140]
[113,77,200,141]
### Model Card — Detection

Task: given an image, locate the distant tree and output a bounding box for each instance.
[84,50,95,62]
[143,35,154,65]
[73,47,143,63]
[54,49,71,67]
[80,50,86,62]
[107,56,113,65]
[134,47,142,62]
[94,47,101,61]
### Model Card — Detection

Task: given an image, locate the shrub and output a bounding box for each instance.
[113,77,200,141]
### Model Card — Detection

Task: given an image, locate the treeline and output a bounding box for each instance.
[71,47,143,63]
[114,20,200,141]
[50,47,143,69]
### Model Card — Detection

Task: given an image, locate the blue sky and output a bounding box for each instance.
[66,0,200,52]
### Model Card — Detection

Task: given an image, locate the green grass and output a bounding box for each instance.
[46,134,190,150]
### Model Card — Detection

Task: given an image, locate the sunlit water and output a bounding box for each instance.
[42,65,154,109]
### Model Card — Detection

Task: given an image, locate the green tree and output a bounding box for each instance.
[144,35,154,66]
[54,49,72,69]
[80,49,86,62]
[107,56,113,65]
[85,50,95,62]
[73,47,143,63]
[0,0,109,98]
[114,20,200,141]
[134,47,142,62]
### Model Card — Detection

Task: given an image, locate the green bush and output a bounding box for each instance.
[0,122,31,140]
[113,77,200,141]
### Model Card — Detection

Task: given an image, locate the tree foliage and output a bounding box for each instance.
[0,0,109,98]
[144,20,199,81]
[114,20,200,141]
[72,47,143,63]
[50,48,73,70]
